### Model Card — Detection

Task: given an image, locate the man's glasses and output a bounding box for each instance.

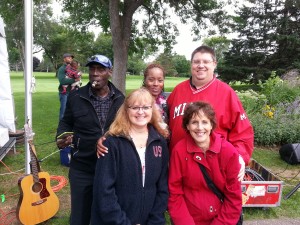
[192,60,214,66]
[128,106,152,112]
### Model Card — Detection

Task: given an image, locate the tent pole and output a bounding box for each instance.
[24,0,33,174]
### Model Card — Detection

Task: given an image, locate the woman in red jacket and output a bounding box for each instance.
[168,101,242,225]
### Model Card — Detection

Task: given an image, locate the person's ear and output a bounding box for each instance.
[108,68,113,76]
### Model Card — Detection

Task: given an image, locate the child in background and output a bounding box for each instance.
[61,60,82,94]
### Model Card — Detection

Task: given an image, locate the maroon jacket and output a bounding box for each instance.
[168,132,242,225]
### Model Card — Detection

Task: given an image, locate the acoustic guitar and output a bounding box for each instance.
[16,124,59,225]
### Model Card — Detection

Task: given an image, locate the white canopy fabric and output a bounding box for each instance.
[0,16,16,132]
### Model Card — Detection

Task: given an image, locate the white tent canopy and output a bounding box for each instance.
[0,16,16,132]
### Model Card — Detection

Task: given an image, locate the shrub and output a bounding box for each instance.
[249,100,300,146]
[259,72,300,105]
[236,89,267,115]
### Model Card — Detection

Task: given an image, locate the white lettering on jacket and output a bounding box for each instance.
[240,113,247,120]
[173,103,187,119]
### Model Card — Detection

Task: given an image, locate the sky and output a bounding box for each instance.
[50,1,202,60]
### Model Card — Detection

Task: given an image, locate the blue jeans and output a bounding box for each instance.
[59,92,68,120]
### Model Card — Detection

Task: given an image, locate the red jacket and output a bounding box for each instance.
[168,132,242,225]
[167,77,254,165]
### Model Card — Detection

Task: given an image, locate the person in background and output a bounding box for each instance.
[56,54,125,225]
[142,63,169,124]
[167,45,254,180]
[168,101,242,225]
[57,53,79,120]
[61,60,82,94]
[96,63,169,157]
[91,88,169,225]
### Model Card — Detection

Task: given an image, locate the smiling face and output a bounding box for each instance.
[191,52,217,88]
[144,67,165,98]
[127,99,153,129]
[186,110,212,149]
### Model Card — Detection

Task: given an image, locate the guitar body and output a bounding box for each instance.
[17,171,60,225]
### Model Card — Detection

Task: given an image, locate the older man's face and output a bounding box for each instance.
[88,63,110,89]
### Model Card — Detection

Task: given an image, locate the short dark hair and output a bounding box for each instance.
[191,46,216,62]
[182,101,217,133]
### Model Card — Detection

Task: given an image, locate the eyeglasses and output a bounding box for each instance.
[192,60,214,66]
[128,106,152,112]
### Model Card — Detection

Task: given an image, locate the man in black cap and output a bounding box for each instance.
[57,53,78,120]
[56,54,125,225]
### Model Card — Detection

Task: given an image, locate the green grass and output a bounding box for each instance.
[1,72,300,224]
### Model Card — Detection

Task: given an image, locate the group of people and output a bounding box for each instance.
[56,46,254,225]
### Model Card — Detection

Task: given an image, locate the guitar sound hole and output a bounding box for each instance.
[32,182,43,193]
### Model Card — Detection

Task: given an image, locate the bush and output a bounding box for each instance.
[236,89,267,115]
[259,72,300,105]
[236,78,300,146]
[247,99,300,146]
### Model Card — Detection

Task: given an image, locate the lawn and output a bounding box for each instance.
[1,72,300,224]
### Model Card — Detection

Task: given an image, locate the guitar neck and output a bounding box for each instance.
[28,141,41,182]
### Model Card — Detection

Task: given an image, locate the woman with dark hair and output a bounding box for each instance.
[91,88,169,225]
[142,63,169,124]
[168,101,242,225]
[96,63,169,157]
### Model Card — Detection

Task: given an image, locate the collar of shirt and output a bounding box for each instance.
[189,75,217,90]
[88,83,115,100]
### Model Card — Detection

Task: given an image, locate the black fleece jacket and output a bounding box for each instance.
[56,81,125,173]
[91,125,169,225]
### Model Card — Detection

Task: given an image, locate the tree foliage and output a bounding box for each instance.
[220,0,300,83]
[0,0,51,69]
[171,54,190,77]
[60,0,231,93]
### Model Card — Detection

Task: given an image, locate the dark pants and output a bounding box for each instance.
[69,167,94,225]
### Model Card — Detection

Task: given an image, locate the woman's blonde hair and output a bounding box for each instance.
[107,88,169,138]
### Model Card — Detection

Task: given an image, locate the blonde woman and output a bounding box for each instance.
[91,88,169,225]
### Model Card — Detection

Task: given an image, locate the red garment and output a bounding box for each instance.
[168,132,242,225]
[65,64,81,79]
[167,77,254,165]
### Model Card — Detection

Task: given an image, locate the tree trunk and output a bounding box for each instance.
[109,0,142,94]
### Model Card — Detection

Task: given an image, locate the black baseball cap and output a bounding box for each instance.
[63,53,74,58]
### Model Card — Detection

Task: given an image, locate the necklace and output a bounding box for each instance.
[130,130,148,149]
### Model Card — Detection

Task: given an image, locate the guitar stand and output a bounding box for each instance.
[284,182,300,199]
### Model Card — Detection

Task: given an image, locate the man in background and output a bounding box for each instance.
[57,53,80,120]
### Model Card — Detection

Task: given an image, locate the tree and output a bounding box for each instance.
[220,0,300,83]
[93,33,114,60]
[202,36,230,63]
[127,54,146,75]
[0,0,51,70]
[61,0,231,93]
[171,54,190,77]
[33,6,96,72]
[155,52,177,77]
